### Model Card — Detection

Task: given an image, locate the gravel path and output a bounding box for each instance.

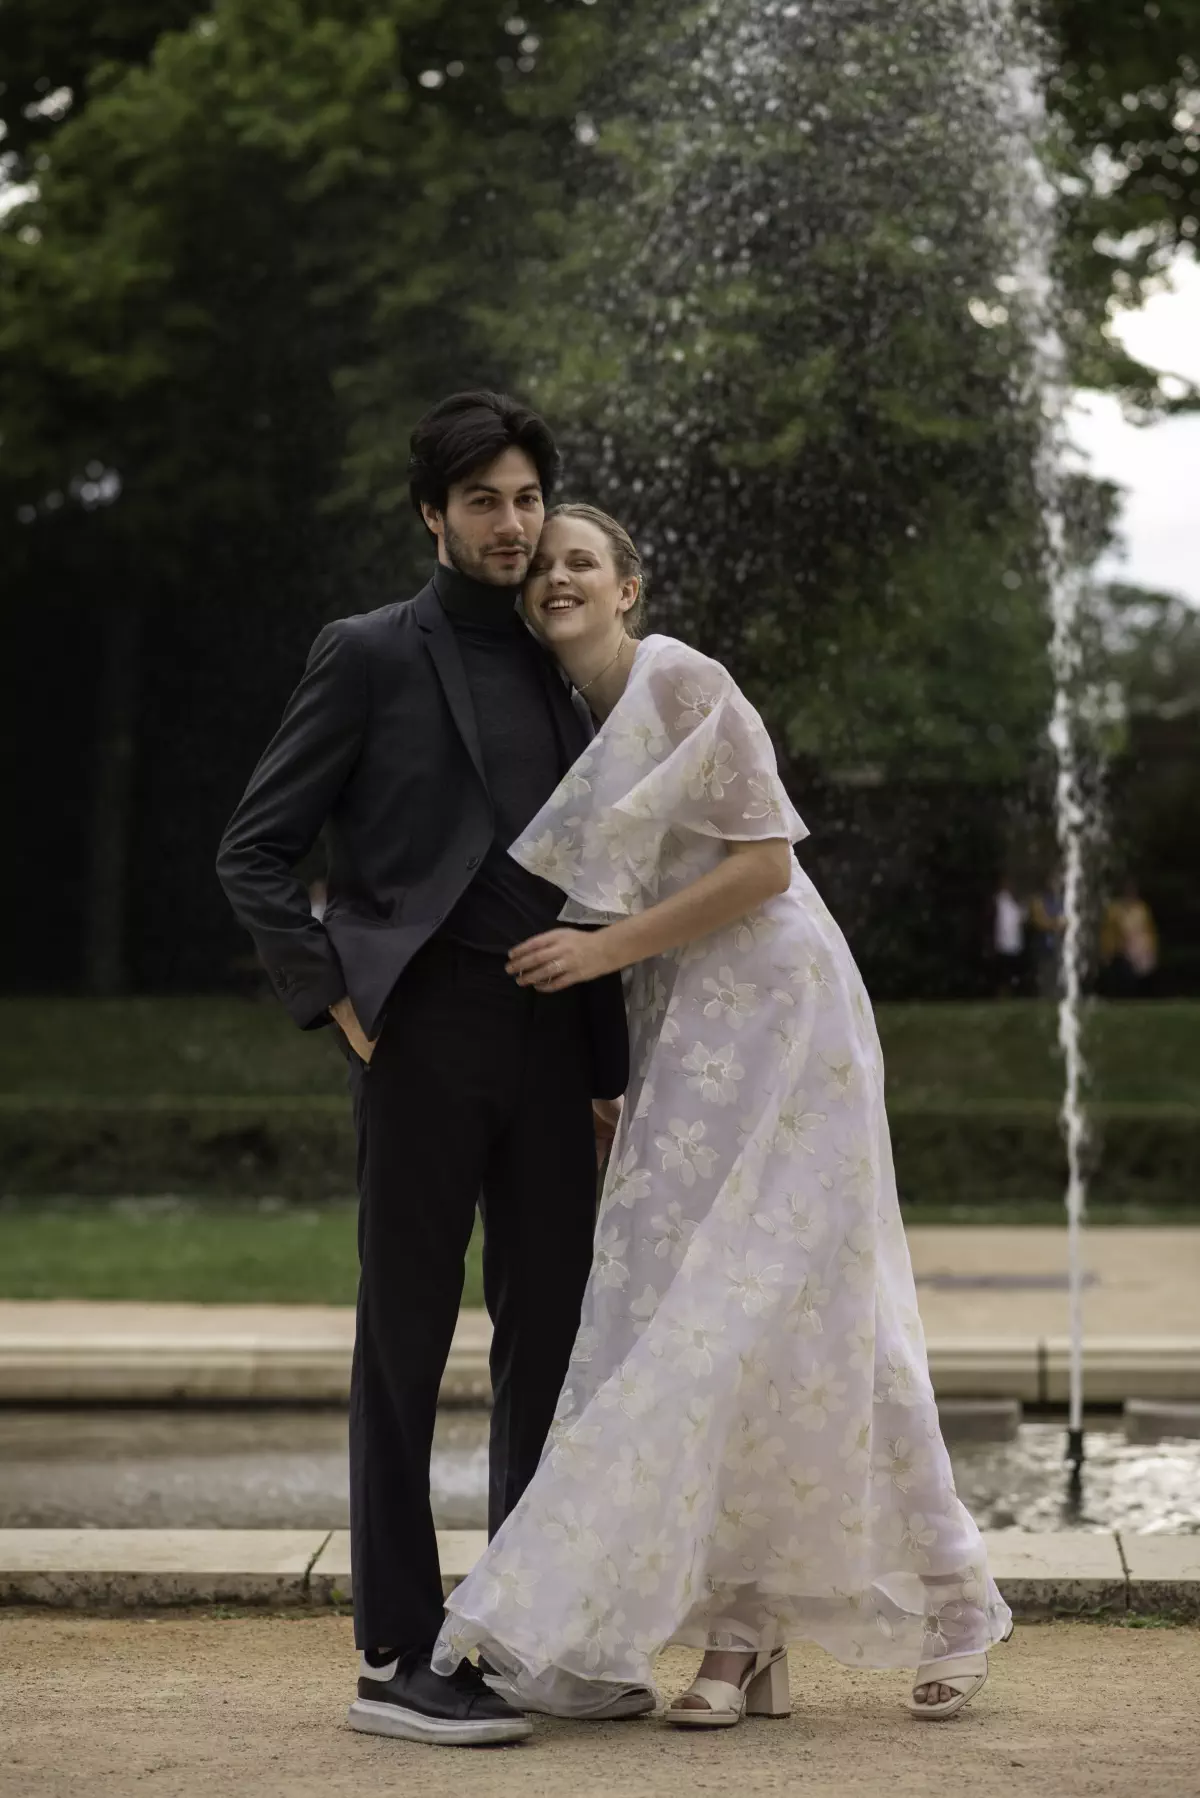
[3,1615,1198,1797]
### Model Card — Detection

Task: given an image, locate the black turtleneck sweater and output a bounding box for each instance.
[433,563,567,953]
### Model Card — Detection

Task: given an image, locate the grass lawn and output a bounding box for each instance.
[1,996,1195,1299]
[3,995,1199,1107]
[0,1202,486,1307]
[0,1196,1176,1305]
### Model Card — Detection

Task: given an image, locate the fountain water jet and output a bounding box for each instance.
[997,31,1101,1511]
[1050,551,1092,1508]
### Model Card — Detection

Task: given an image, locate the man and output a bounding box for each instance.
[1029,871,1066,999]
[217,391,629,1746]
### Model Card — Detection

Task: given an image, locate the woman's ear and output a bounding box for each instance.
[618,575,640,615]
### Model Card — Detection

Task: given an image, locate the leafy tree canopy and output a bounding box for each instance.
[0,1,601,564]
[1039,0,1199,407]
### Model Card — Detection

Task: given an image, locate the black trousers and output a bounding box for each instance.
[346,939,598,1653]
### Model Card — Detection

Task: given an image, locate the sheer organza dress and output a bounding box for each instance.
[432,634,1011,1710]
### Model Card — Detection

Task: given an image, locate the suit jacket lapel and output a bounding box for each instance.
[414,583,488,790]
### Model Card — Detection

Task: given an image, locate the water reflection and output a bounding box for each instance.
[0,1409,484,1533]
[952,1423,1200,1536]
[1,1411,1196,1535]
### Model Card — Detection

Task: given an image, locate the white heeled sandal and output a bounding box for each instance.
[907,1651,990,1720]
[908,1625,1012,1721]
[665,1648,790,1729]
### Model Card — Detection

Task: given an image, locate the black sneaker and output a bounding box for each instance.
[348,1648,533,1746]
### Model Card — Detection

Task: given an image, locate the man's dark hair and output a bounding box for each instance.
[408,389,561,522]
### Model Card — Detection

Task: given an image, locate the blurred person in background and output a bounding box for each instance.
[1028,872,1066,999]
[989,873,1028,997]
[1100,878,1159,998]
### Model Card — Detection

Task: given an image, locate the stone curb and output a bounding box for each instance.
[0,1311,489,1406]
[3,1323,1200,1404]
[0,1529,1196,1618]
[0,1529,331,1609]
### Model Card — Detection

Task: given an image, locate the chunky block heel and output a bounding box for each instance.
[665,1648,790,1728]
[745,1651,791,1719]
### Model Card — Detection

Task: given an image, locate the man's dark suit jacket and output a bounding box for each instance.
[216,580,629,1100]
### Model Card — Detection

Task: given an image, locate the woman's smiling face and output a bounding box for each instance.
[524,515,637,650]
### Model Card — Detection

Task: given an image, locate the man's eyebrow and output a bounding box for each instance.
[461,479,543,497]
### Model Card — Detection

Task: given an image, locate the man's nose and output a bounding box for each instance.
[494,507,523,540]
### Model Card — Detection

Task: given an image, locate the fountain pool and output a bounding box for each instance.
[2,1407,1197,1537]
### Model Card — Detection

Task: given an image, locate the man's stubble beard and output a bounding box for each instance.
[443,518,531,589]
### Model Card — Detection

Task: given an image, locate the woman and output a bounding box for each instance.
[1100,880,1158,997]
[432,504,1011,1724]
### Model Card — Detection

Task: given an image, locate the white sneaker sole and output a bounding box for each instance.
[347,1697,533,1746]
[483,1674,657,1720]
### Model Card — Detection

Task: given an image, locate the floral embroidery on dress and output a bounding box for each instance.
[681,1041,745,1106]
[688,740,737,804]
[701,968,760,1029]
[606,1147,653,1210]
[744,773,786,825]
[613,718,670,764]
[674,680,722,731]
[654,1117,718,1186]
[519,829,581,888]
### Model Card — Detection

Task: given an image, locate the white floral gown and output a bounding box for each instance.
[432,634,1010,1704]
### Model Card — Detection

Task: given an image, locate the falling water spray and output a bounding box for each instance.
[999,23,1095,1507]
[539,0,1097,1497]
[1049,556,1090,1503]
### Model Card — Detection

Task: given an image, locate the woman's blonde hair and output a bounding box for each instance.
[546,502,648,637]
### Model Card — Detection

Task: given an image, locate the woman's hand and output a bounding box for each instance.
[506,927,614,992]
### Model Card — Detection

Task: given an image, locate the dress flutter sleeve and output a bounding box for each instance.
[620,646,807,846]
[510,636,807,920]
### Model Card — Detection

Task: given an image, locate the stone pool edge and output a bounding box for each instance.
[0,1528,1196,1619]
[4,1335,1200,1403]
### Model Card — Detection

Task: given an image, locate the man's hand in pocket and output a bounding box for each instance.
[330,996,377,1064]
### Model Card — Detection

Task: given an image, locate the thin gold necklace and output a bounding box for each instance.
[575,634,630,698]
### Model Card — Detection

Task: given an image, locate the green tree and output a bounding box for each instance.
[0,2,200,173]
[1102,583,1200,731]
[0,0,597,990]
[1038,0,1199,401]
